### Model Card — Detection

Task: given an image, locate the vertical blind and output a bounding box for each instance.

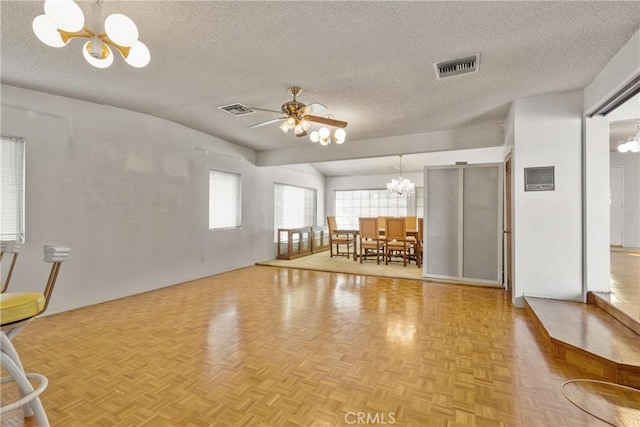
[1,136,25,243]
[209,171,241,229]
[274,183,316,239]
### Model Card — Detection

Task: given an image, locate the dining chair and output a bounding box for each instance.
[1,240,23,293]
[327,216,352,259]
[1,245,70,426]
[405,216,417,231]
[384,217,413,266]
[358,217,385,264]
[412,217,424,268]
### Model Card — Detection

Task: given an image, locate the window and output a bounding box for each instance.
[1,136,25,243]
[334,189,408,230]
[416,187,424,218]
[209,171,241,229]
[274,183,316,239]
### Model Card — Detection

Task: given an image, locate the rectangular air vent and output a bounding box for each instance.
[217,103,255,116]
[434,54,479,80]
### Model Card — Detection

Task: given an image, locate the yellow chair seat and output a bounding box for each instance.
[0,292,45,325]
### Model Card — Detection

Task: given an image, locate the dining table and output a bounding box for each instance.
[334,229,419,262]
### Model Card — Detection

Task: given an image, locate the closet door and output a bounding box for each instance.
[425,168,459,277]
[424,164,502,285]
[463,166,500,282]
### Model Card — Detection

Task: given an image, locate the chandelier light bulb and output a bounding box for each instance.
[286,117,296,127]
[334,128,346,140]
[319,127,330,139]
[617,141,631,153]
[279,121,290,133]
[294,124,304,135]
[309,131,320,143]
[629,140,640,153]
[82,40,113,68]
[124,41,151,68]
[32,15,66,47]
[44,0,85,32]
[105,13,139,47]
[319,138,330,146]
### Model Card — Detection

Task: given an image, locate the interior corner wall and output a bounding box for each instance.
[0,85,325,315]
[610,152,640,248]
[511,91,584,306]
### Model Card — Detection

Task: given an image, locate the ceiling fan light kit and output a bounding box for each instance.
[249,86,348,145]
[32,0,150,69]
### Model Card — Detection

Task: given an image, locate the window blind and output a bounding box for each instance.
[274,183,316,240]
[0,136,25,243]
[209,171,241,229]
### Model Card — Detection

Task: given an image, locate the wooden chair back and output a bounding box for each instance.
[385,217,406,241]
[327,216,338,234]
[405,216,417,231]
[418,217,424,242]
[359,218,379,240]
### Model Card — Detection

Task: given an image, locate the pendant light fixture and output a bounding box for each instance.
[387,155,415,196]
[32,0,150,69]
[617,125,640,153]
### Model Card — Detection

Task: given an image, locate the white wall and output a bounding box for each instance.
[584,117,611,293]
[258,124,504,166]
[0,85,325,314]
[512,91,584,306]
[610,152,640,248]
[325,147,505,219]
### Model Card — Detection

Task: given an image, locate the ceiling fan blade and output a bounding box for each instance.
[249,107,283,114]
[296,130,308,138]
[297,103,327,115]
[304,115,348,128]
[248,117,286,128]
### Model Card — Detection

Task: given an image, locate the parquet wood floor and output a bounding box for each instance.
[2,266,639,426]
[589,248,640,336]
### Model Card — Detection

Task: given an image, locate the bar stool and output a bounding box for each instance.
[1,240,24,293]
[0,245,70,426]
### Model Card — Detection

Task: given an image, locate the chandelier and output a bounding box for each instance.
[617,125,640,153]
[387,155,415,196]
[32,0,150,69]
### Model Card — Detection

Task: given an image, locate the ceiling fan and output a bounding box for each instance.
[249,86,348,138]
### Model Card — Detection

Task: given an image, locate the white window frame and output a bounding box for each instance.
[274,183,316,241]
[1,136,26,243]
[416,187,424,218]
[209,170,242,230]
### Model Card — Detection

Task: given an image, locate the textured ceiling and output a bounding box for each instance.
[1,1,640,173]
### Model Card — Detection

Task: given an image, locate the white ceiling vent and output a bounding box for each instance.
[217,103,255,116]
[434,54,479,80]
